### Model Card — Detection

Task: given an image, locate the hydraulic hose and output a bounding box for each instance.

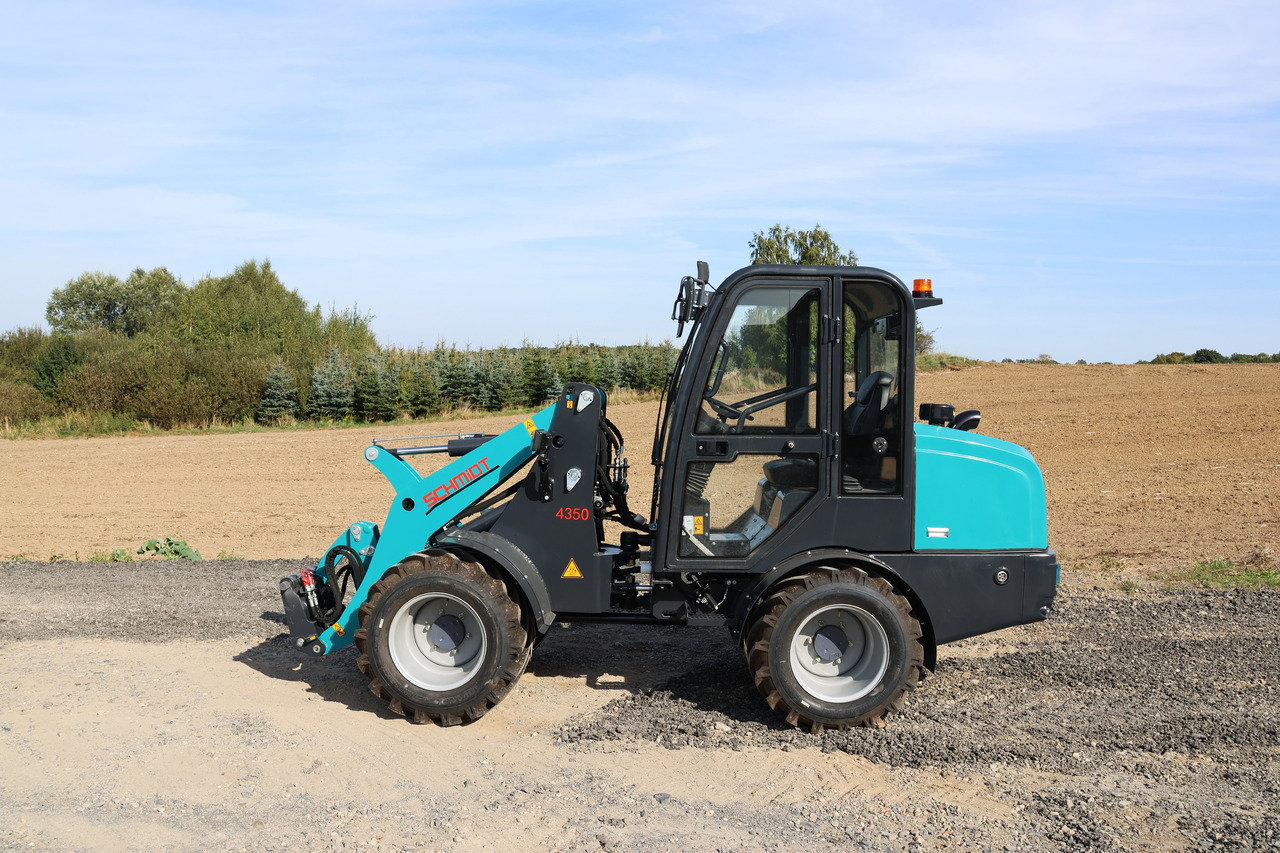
[319,545,366,624]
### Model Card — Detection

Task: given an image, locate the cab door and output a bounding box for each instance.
[832,273,914,551]
[663,277,831,568]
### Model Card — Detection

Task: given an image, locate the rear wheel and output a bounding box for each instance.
[354,551,530,725]
[746,567,923,731]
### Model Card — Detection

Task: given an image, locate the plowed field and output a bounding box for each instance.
[4,363,1277,576]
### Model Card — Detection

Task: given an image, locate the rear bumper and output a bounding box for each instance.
[1025,549,1060,622]
[875,548,1060,645]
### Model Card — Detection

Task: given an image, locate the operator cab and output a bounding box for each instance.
[655,265,918,568]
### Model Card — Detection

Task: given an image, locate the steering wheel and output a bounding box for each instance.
[704,395,741,422]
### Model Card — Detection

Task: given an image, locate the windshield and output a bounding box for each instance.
[694,285,819,435]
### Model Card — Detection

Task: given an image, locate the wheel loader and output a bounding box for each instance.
[280,263,1058,730]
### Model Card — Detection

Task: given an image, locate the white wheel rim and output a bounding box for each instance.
[788,603,890,704]
[388,592,487,691]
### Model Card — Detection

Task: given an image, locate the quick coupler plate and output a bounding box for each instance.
[279,574,328,651]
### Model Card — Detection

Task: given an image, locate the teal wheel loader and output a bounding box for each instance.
[279,264,1058,730]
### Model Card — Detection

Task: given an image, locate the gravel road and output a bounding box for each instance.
[2,560,1277,852]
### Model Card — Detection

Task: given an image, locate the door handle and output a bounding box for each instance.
[695,440,729,457]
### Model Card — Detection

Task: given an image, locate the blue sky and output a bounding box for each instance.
[2,0,1277,362]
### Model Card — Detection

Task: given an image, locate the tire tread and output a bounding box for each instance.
[746,566,924,731]
[355,551,530,726]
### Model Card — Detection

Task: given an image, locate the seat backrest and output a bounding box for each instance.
[843,371,894,435]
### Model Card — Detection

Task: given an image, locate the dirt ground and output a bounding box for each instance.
[1,363,1278,852]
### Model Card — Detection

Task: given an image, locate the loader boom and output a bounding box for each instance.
[279,404,556,655]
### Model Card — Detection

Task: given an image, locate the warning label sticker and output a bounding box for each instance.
[561,559,583,579]
[524,418,537,436]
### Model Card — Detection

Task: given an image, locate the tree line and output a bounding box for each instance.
[0,260,676,429]
[1141,349,1280,364]
[1,225,942,433]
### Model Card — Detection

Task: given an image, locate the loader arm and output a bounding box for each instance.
[282,404,556,656]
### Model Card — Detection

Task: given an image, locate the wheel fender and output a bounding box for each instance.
[436,529,556,632]
[734,547,937,673]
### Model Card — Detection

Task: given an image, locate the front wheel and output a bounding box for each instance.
[354,551,530,725]
[746,567,924,731]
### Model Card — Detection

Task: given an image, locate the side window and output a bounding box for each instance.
[841,281,904,494]
[695,286,819,435]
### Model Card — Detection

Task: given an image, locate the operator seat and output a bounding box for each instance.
[843,371,894,436]
[842,371,894,493]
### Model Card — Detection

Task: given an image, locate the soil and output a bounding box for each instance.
[2,363,1278,851]
[3,363,1276,574]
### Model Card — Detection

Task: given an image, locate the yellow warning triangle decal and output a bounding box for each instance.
[561,558,583,579]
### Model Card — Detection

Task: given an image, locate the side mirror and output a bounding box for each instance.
[672,262,711,337]
[918,403,955,426]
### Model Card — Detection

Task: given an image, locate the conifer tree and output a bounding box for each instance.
[258,360,299,422]
[585,348,614,392]
[545,370,564,402]
[309,348,354,419]
[618,347,647,391]
[437,352,479,409]
[464,353,488,409]
[401,359,439,418]
[520,346,555,407]
[487,350,521,410]
[354,354,397,421]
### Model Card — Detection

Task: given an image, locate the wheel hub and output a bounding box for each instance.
[428,613,466,651]
[812,624,849,662]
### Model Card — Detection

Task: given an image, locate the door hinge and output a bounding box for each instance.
[822,430,839,457]
[821,312,837,344]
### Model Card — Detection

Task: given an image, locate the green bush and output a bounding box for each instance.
[0,378,53,424]
[1146,350,1277,364]
[59,336,269,428]
[32,334,85,404]
[138,537,201,560]
[916,353,978,372]
[0,327,48,375]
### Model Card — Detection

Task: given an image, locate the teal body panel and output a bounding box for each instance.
[913,423,1048,551]
[307,404,556,654]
